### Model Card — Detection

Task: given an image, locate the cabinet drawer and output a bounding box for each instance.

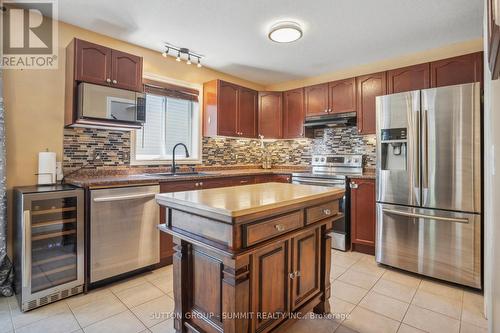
[305,201,338,225]
[244,211,303,247]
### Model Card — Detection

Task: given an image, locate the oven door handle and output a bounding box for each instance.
[292,179,345,187]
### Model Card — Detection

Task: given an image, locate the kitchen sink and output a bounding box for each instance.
[142,172,209,177]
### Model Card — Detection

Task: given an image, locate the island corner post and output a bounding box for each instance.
[156,183,345,333]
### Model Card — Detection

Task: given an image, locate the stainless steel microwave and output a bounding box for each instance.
[77,82,146,125]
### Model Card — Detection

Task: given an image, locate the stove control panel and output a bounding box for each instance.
[312,154,363,168]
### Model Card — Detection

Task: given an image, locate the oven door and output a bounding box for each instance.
[292,176,348,251]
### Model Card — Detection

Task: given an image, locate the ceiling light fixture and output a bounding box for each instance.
[268,21,303,43]
[162,44,203,68]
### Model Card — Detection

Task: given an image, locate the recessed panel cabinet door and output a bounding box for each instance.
[356,72,387,134]
[252,240,289,333]
[238,88,258,138]
[329,78,356,114]
[218,81,239,137]
[430,52,483,88]
[305,83,329,117]
[75,39,112,85]
[258,92,283,139]
[387,63,430,94]
[283,88,305,138]
[290,228,320,311]
[351,179,376,247]
[111,50,143,92]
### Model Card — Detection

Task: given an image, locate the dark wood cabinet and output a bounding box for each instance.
[328,78,356,114]
[72,38,142,92]
[356,72,387,135]
[218,81,239,137]
[290,228,320,311]
[254,174,291,184]
[430,52,483,88]
[203,80,258,138]
[74,39,112,86]
[238,88,258,138]
[258,92,283,139]
[350,178,376,254]
[252,240,290,332]
[111,49,143,92]
[387,63,430,94]
[305,83,329,117]
[283,88,305,139]
[488,0,500,79]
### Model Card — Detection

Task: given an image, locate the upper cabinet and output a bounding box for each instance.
[430,52,483,88]
[328,78,356,114]
[203,80,258,138]
[283,88,305,139]
[304,83,329,117]
[305,79,356,117]
[73,39,143,92]
[356,72,386,135]
[258,92,283,139]
[387,63,430,94]
[488,0,500,79]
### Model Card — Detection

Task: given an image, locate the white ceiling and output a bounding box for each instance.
[53,0,482,85]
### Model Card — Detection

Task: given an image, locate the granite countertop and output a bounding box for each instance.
[64,167,308,188]
[156,183,345,217]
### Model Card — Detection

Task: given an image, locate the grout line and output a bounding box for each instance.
[396,277,422,332]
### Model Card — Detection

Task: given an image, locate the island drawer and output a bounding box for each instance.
[243,211,303,247]
[306,201,339,225]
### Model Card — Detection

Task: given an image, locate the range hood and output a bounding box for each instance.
[304,112,357,128]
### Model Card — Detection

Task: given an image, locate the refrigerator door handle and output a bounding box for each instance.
[422,109,429,190]
[413,108,421,205]
[382,208,469,224]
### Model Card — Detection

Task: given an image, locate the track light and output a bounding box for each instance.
[161,44,203,68]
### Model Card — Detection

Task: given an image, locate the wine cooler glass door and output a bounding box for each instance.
[23,190,84,301]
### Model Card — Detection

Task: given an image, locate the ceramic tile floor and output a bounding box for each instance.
[0,251,488,333]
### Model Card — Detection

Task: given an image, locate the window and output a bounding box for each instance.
[131,81,201,164]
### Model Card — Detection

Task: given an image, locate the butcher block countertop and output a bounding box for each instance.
[156,182,344,218]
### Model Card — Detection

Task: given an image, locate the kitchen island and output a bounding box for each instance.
[156,183,344,333]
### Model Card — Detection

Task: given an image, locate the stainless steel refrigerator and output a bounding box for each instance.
[375,82,481,289]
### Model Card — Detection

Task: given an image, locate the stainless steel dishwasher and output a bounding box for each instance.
[89,185,160,283]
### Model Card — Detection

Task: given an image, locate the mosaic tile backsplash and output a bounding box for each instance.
[63,127,376,171]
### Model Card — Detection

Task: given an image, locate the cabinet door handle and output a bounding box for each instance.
[350,182,358,189]
[295,270,301,277]
[323,208,332,215]
[240,180,249,184]
[199,182,203,186]
[274,224,285,232]
[329,108,332,113]
[106,78,111,83]
[289,272,296,279]
[324,109,328,113]
[195,182,199,187]
[112,79,117,84]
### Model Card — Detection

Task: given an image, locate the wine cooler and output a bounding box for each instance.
[14,185,84,311]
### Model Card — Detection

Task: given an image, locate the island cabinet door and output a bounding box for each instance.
[251,240,290,333]
[290,228,321,311]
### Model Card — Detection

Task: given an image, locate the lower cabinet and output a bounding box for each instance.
[350,178,376,254]
[159,174,293,266]
[290,228,320,311]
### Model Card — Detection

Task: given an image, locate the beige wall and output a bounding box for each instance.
[3,20,265,255]
[265,38,483,91]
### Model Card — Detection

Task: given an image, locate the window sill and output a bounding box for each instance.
[130,158,203,166]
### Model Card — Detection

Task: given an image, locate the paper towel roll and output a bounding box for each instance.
[38,152,57,185]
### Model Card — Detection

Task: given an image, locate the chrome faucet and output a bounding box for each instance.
[172,143,190,174]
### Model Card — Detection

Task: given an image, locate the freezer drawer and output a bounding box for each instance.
[375,203,481,288]
[90,185,160,283]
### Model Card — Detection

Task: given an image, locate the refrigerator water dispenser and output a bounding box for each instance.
[380,128,407,171]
